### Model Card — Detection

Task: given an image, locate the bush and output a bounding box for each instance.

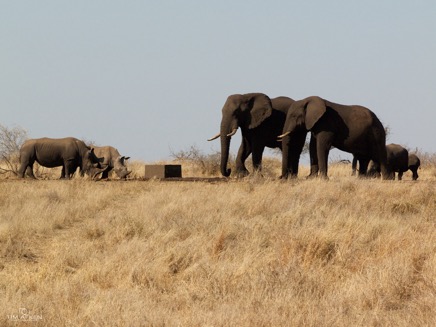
[170,145,233,177]
[0,124,28,176]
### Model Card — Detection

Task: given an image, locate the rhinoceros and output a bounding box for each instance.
[18,137,101,179]
[90,146,131,179]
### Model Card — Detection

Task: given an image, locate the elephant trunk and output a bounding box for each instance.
[220,118,237,177]
[220,133,231,177]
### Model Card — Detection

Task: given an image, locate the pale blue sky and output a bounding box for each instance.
[1,1,435,161]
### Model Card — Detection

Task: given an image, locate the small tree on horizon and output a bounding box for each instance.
[0,124,28,175]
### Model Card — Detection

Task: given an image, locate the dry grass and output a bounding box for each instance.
[0,160,435,326]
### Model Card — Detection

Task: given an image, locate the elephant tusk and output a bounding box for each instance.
[207,133,221,141]
[277,131,291,139]
[226,128,238,137]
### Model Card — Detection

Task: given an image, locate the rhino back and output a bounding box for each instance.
[93,146,120,167]
[30,137,80,167]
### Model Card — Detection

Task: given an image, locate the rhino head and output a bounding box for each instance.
[114,156,131,179]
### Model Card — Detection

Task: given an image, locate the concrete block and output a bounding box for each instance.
[144,165,182,179]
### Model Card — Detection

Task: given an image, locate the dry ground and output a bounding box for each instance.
[0,161,435,326]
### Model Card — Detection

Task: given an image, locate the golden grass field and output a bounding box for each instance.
[0,159,435,326]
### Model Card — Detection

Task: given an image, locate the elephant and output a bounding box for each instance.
[18,137,101,179]
[89,146,131,179]
[278,96,389,179]
[408,153,421,180]
[208,93,294,177]
[365,144,408,180]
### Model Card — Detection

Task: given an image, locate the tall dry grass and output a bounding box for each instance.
[0,161,435,326]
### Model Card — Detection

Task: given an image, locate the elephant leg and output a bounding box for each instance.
[308,134,319,178]
[351,156,358,176]
[235,138,251,177]
[281,135,292,179]
[398,171,403,181]
[251,142,265,175]
[374,143,391,180]
[358,158,370,177]
[289,131,307,178]
[411,168,419,180]
[316,134,332,179]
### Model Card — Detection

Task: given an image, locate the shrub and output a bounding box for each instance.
[0,124,28,176]
[170,145,233,177]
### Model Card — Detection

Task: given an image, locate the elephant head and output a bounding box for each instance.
[280,97,326,137]
[208,93,273,177]
[278,97,326,178]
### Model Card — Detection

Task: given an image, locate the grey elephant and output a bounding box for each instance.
[407,153,421,180]
[18,137,101,179]
[208,93,295,177]
[366,144,408,180]
[89,146,131,179]
[278,96,389,179]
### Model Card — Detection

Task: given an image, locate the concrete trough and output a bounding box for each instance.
[144,164,182,179]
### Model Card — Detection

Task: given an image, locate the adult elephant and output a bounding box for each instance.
[18,137,101,179]
[278,96,389,179]
[408,153,421,180]
[366,144,408,180]
[208,93,294,177]
[89,146,131,179]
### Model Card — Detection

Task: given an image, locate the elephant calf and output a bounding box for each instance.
[407,153,421,180]
[90,146,131,179]
[18,137,101,179]
[366,144,409,180]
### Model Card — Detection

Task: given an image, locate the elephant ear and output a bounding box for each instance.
[305,97,327,130]
[248,94,273,129]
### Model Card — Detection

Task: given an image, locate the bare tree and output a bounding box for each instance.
[170,145,228,176]
[0,124,28,175]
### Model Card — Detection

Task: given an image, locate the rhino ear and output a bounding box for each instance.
[116,156,125,165]
[88,148,95,158]
[119,156,130,163]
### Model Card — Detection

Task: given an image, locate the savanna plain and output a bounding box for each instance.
[0,159,435,327]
